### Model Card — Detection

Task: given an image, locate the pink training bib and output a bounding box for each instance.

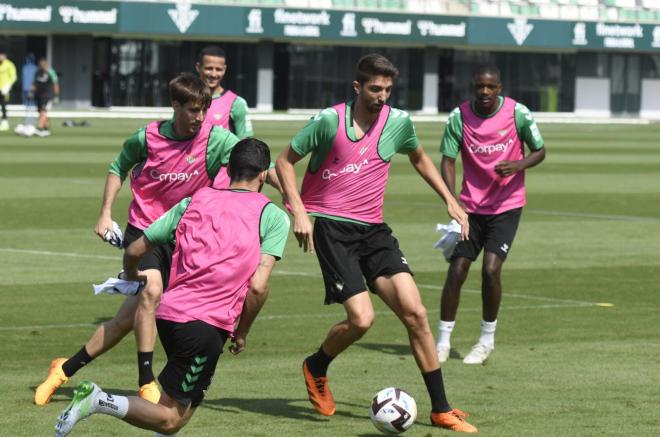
[459,97,526,215]
[127,121,213,230]
[205,90,238,130]
[156,188,270,332]
[300,102,391,224]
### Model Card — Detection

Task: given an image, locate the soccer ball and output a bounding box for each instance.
[369,387,417,434]
[13,124,25,135]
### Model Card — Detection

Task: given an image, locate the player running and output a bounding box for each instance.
[35,73,244,406]
[435,65,545,365]
[275,53,477,433]
[54,138,290,437]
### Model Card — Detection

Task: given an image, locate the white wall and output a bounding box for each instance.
[640,79,660,119]
[574,77,610,117]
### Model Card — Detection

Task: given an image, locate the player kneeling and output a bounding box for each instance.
[54,138,290,436]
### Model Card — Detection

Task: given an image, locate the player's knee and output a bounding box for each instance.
[159,415,186,435]
[349,312,375,334]
[482,263,501,283]
[140,284,163,308]
[402,306,429,331]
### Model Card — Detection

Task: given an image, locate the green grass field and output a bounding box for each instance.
[1,118,659,436]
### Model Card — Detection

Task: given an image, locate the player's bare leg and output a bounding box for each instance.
[35,295,138,405]
[133,268,163,403]
[463,252,503,365]
[374,272,477,433]
[437,257,472,362]
[303,292,375,416]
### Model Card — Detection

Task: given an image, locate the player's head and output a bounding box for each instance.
[37,57,48,70]
[472,64,502,115]
[169,73,212,136]
[196,45,227,92]
[353,54,398,114]
[228,138,271,190]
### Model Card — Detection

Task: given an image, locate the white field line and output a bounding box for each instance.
[0,303,593,332]
[0,251,594,307]
[0,248,602,332]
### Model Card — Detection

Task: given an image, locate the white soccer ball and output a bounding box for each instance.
[369,387,417,434]
[13,124,25,135]
[22,124,36,137]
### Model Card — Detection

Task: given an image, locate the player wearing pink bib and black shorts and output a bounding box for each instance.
[35,73,242,407]
[276,54,477,433]
[435,65,546,366]
[54,138,290,437]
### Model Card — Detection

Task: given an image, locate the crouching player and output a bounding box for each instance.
[54,138,290,436]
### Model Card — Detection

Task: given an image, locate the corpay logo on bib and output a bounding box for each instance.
[150,169,200,182]
[467,138,513,155]
[322,159,369,181]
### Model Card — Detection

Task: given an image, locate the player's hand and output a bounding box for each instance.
[494,160,521,177]
[447,199,469,240]
[120,269,147,283]
[293,212,314,253]
[229,334,246,355]
[95,214,114,241]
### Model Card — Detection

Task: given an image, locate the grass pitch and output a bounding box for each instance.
[1,118,659,436]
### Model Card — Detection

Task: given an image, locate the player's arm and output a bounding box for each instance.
[276,145,314,252]
[49,68,60,100]
[229,254,276,355]
[440,156,457,199]
[495,103,546,177]
[408,146,468,240]
[95,129,146,239]
[230,96,253,139]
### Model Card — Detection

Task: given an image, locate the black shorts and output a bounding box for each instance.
[35,95,51,112]
[123,223,173,288]
[156,318,229,407]
[313,217,412,304]
[451,207,522,262]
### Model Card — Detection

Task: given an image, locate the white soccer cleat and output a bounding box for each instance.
[462,343,493,365]
[35,128,51,137]
[0,119,9,131]
[55,381,100,436]
[436,344,450,363]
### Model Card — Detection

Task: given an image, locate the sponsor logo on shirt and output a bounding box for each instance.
[467,138,513,155]
[186,155,196,164]
[322,159,368,180]
[150,169,200,182]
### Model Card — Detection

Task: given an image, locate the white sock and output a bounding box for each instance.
[478,320,497,348]
[437,320,455,347]
[94,391,129,419]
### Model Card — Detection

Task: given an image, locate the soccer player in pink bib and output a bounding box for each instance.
[34,73,244,407]
[276,54,477,433]
[435,65,546,365]
[54,138,290,437]
[196,45,253,139]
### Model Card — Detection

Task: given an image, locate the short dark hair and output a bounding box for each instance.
[169,72,211,108]
[198,45,226,64]
[355,53,399,84]
[228,138,271,183]
[472,65,501,83]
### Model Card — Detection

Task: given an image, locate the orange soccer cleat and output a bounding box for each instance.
[431,408,478,433]
[302,360,336,416]
[34,358,69,406]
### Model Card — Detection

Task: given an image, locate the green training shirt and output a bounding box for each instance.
[144,193,290,259]
[108,120,240,182]
[440,96,545,159]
